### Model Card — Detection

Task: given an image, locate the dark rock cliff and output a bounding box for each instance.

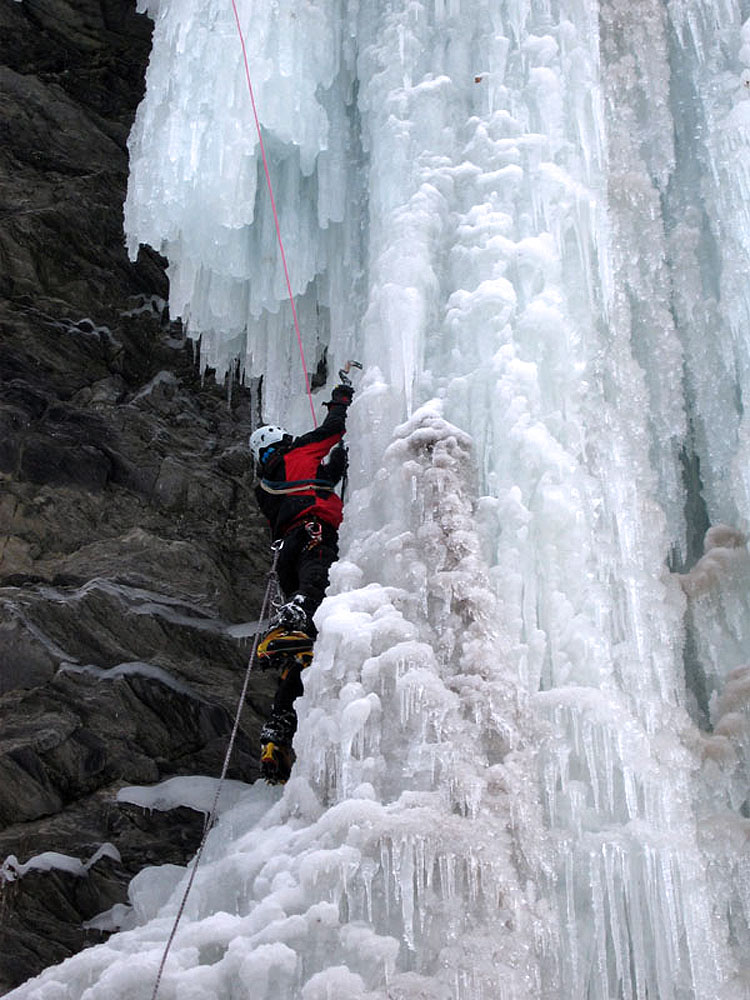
[0,1,276,990]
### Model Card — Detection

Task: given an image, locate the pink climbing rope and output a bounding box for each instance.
[230,0,317,426]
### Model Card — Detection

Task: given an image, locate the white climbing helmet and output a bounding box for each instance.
[249,424,289,464]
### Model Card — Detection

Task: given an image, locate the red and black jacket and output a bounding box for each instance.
[255,401,349,539]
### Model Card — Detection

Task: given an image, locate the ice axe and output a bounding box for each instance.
[338,359,362,386]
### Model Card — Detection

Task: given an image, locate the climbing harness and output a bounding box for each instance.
[259,477,338,495]
[229,0,316,427]
[149,539,283,1000]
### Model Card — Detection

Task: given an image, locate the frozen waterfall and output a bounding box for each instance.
[10,0,750,997]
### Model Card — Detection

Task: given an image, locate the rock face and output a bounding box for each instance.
[0,1,278,991]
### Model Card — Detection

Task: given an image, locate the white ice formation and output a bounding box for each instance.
[10,0,750,997]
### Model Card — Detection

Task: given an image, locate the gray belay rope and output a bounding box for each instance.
[149,540,283,1000]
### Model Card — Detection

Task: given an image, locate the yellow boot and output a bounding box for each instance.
[260,741,293,784]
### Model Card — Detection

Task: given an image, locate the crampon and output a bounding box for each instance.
[257,627,314,668]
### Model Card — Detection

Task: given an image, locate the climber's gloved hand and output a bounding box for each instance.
[326,384,354,407]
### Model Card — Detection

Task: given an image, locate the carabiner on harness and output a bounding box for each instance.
[304,519,323,551]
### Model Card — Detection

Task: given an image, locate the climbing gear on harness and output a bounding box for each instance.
[304,520,322,550]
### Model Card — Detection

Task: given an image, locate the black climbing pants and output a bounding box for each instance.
[261,519,339,749]
[276,519,339,625]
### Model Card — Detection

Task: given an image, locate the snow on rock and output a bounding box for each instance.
[116,776,249,816]
[2,844,121,884]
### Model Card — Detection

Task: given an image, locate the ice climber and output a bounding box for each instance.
[249,381,354,783]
